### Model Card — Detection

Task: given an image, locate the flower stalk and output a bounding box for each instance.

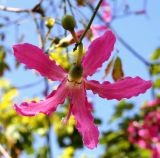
[70,30,79,43]
[74,0,103,51]
[77,43,83,66]
[69,30,83,66]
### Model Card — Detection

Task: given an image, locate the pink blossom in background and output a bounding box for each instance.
[91,25,108,39]
[144,99,160,108]
[13,30,151,149]
[128,121,150,149]
[128,99,160,157]
[101,1,112,22]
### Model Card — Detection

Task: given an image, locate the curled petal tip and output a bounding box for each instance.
[14,103,36,116]
[84,137,99,149]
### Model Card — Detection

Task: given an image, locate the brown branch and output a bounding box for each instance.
[0,5,30,13]
[74,0,103,51]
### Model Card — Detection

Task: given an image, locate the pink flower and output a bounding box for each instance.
[152,143,160,158]
[101,1,112,22]
[146,99,160,108]
[128,121,152,149]
[13,30,151,149]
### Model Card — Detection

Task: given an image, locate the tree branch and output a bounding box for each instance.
[15,79,43,90]
[79,0,103,43]
[0,5,30,13]
[73,0,103,51]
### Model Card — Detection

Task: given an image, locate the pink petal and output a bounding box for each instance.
[85,77,152,100]
[147,99,160,107]
[91,25,108,39]
[14,79,68,116]
[82,31,116,77]
[102,11,112,23]
[13,43,66,81]
[91,25,108,32]
[101,1,112,22]
[137,139,148,148]
[138,129,149,139]
[68,83,99,149]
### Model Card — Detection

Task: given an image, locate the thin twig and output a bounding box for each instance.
[43,29,51,47]
[0,144,12,158]
[0,15,29,28]
[71,5,89,22]
[74,0,103,51]
[87,2,151,66]
[0,5,30,13]
[63,0,70,62]
[79,0,103,43]
[0,0,44,13]
[15,79,43,90]
[31,12,44,48]
[66,0,75,17]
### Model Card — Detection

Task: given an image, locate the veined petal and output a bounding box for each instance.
[14,79,68,116]
[68,83,99,149]
[85,77,152,100]
[13,43,67,81]
[82,30,116,77]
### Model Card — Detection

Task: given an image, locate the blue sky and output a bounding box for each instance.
[1,0,160,157]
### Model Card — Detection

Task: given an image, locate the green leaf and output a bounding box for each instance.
[0,46,6,61]
[112,57,124,81]
[36,146,48,158]
[0,62,10,76]
[110,100,133,122]
[153,78,160,88]
[150,64,160,75]
[103,57,114,80]
[150,48,160,60]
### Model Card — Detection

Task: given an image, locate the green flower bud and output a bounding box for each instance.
[45,17,55,29]
[69,65,83,80]
[61,15,76,31]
